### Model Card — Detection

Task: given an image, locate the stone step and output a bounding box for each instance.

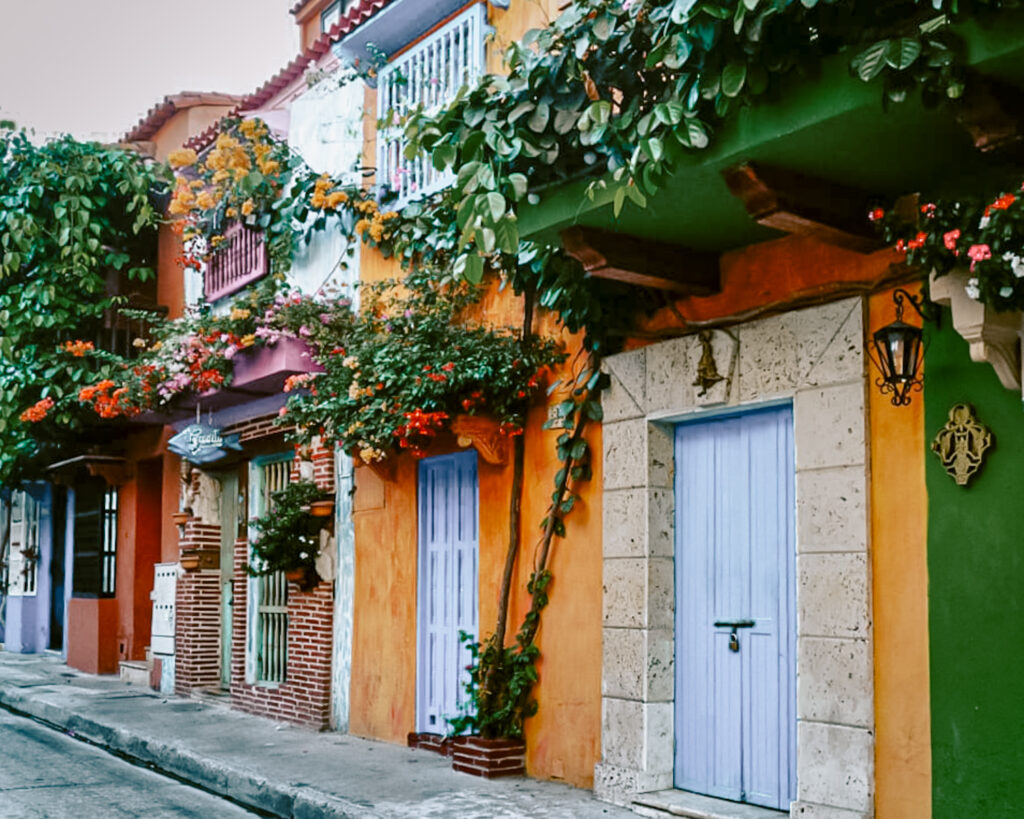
[118,660,150,688]
[632,790,787,819]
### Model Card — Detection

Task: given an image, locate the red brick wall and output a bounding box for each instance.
[174,520,221,696]
[172,421,337,726]
[229,535,335,729]
[234,428,336,728]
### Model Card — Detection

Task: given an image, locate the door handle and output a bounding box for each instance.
[713,619,755,629]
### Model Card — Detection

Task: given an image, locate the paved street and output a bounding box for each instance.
[0,709,258,819]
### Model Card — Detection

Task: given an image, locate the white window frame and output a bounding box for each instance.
[376,3,487,208]
[3,491,39,598]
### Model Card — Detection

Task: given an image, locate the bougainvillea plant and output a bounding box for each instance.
[77,277,356,418]
[279,278,564,463]
[0,128,167,485]
[872,182,1024,310]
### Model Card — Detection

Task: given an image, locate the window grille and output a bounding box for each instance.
[2,491,39,598]
[376,3,487,208]
[72,481,117,598]
[255,457,291,684]
[204,221,268,303]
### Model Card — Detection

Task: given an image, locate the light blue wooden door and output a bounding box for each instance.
[417,451,479,733]
[674,406,796,810]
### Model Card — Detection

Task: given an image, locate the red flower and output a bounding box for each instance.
[943,229,961,251]
[991,193,1016,211]
[441,362,455,372]
[20,397,54,423]
[868,207,885,222]
[906,231,928,251]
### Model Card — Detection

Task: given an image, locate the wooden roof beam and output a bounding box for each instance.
[560,226,720,295]
[722,162,882,254]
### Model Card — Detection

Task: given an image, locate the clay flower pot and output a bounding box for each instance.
[450,736,526,778]
[308,500,335,518]
[179,552,201,572]
[284,566,320,591]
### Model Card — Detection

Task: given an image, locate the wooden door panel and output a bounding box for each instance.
[675,407,795,810]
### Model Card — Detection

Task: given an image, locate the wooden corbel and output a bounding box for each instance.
[954,76,1024,156]
[450,415,510,466]
[561,226,720,294]
[722,162,882,254]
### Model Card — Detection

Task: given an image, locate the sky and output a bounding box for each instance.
[0,0,299,140]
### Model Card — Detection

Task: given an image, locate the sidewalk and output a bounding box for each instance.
[0,651,633,819]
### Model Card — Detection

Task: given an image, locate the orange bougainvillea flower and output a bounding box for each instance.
[19,397,54,423]
[62,340,95,357]
[168,148,198,168]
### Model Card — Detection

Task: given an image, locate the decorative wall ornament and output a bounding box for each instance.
[450,414,509,465]
[692,330,725,397]
[931,403,994,486]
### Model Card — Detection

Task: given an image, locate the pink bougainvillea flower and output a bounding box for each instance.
[943,229,961,251]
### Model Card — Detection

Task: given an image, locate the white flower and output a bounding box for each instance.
[980,215,991,229]
[965,278,981,301]
[1000,286,1014,298]
[1004,252,1024,278]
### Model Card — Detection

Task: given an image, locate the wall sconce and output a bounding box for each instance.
[869,288,928,406]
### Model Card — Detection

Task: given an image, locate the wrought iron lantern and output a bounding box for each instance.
[869,288,927,406]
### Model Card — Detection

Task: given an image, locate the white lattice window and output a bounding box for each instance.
[248,456,292,685]
[3,491,39,598]
[376,3,487,208]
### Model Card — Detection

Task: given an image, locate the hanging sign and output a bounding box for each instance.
[168,423,243,465]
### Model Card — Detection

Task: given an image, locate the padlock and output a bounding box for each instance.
[729,631,739,652]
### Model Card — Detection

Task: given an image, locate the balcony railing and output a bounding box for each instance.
[205,221,268,302]
[376,3,487,208]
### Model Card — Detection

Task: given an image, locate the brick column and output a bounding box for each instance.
[174,520,222,696]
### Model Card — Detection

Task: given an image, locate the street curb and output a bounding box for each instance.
[0,683,378,818]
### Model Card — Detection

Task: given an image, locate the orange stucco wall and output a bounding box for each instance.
[347,270,604,785]
[66,597,119,674]
[868,285,931,816]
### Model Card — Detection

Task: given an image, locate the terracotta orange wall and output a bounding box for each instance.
[868,285,931,816]
[66,597,119,674]
[636,234,906,337]
[348,257,603,784]
[161,451,183,563]
[157,224,185,319]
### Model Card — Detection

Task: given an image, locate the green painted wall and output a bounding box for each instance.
[926,308,1024,818]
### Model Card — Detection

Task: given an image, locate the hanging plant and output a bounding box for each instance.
[248,480,332,578]
[872,179,1024,310]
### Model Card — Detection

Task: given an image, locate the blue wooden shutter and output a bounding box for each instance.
[417,451,478,733]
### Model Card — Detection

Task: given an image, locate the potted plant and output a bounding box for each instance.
[438,631,528,778]
[248,479,332,591]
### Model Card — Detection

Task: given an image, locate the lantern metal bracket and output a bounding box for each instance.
[868,288,931,407]
[892,288,932,324]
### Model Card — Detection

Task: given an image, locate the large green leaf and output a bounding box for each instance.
[885,37,922,70]
[721,61,747,98]
[852,40,890,82]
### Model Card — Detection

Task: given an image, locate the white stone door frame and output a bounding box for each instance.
[595,298,875,818]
